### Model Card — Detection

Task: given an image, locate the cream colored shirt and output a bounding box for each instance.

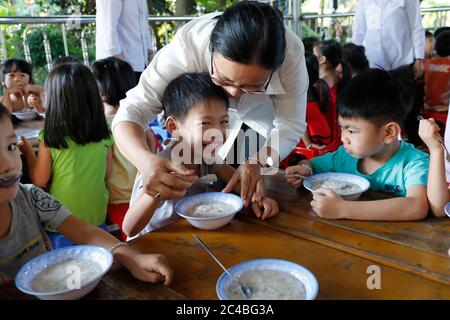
[106,115,138,204]
[112,12,308,161]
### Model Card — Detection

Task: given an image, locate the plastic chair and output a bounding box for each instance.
[47,224,109,249]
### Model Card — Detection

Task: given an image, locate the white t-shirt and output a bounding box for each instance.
[352,0,424,70]
[113,12,308,161]
[95,0,153,72]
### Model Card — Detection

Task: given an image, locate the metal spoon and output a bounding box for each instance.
[0,173,23,187]
[198,174,218,185]
[262,166,319,184]
[417,115,450,162]
[192,234,252,299]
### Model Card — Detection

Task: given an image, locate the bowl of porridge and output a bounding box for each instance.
[175,192,243,230]
[15,245,113,300]
[12,109,38,121]
[303,172,370,200]
[216,258,318,300]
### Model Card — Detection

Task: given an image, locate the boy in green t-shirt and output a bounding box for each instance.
[285,68,430,221]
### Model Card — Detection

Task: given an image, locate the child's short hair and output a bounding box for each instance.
[2,58,33,83]
[162,72,229,121]
[91,57,137,107]
[337,67,415,127]
[342,43,369,75]
[302,37,318,54]
[435,31,450,57]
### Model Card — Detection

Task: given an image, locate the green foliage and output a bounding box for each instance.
[1,1,96,85]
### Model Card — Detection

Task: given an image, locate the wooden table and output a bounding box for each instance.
[2,175,449,300]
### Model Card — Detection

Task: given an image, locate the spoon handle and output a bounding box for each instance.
[192,234,234,278]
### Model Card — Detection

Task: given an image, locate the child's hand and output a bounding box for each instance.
[18,136,33,155]
[311,188,345,219]
[10,84,25,96]
[125,253,174,286]
[251,197,279,220]
[27,93,44,112]
[285,164,312,189]
[419,118,442,151]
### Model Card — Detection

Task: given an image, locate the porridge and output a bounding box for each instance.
[228,269,306,300]
[311,178,361,195]
[32,259,102,292]
[191,202,234,218]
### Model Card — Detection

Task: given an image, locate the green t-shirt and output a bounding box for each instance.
[310,142,429,197]
[39,131,113,225]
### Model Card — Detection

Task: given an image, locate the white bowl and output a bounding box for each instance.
[15,245,113,300]
[216,258,318,300]
[12,109,38,121]
[303,172,370,200]
[444,202,450,218]
[175,192,243,230]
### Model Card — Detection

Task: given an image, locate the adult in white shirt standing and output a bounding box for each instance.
[352,0,425,78]
[112,1,308,208]
[352,0,425,146]
[96,0,153,78]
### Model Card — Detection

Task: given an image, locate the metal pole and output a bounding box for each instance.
[0,28,7,61]
[61,24,69,56]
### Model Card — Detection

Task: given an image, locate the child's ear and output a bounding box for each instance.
[165,116,178,135]
[383,122,401,143]
[319,55,327,65]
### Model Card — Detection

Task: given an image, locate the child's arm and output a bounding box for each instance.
[0,89,13,113]
[57,215,173,285]
[18,138,52,188]
[122,189,161,238]
[418,118,448,217]
[311,185,429,221]
[105,148,113,180]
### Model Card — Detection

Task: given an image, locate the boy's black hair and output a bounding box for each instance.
[302,37,318,54]
[425,30,433,38]
[434,27,450,40]
[435,31,450,57]
[337,67,415,127]
[44,63,110,149]
[91,57,137,107]
[162,73,229,121]
[2,58,33,83]
[210,1,286,71]
[305,52,329,113]
[342,43,369,76]
[0,103,10,121]
[54,55,81,66]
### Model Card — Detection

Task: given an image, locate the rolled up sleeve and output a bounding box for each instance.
[96,0,123,58]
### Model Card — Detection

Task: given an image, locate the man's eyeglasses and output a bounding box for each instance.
[210,54,273,94]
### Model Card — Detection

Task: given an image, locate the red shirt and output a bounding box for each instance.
[424,57,450,107]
